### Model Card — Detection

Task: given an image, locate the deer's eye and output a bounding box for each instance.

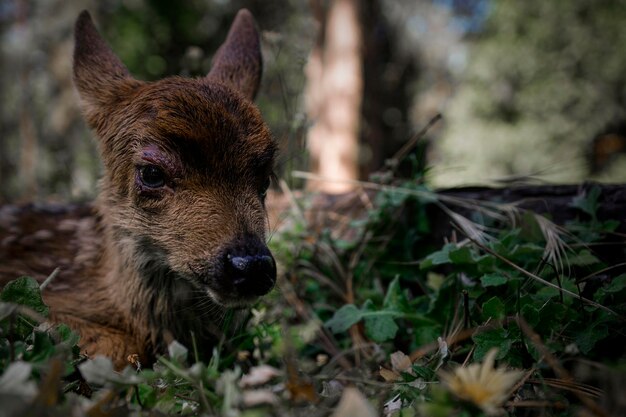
[139,165,166,188]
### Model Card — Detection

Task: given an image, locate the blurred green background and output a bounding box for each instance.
[1,0,625,203]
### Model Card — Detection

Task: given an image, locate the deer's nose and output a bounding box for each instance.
[225,251,276,296]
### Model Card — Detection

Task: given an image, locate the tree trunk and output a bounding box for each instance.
[305,0,362,193]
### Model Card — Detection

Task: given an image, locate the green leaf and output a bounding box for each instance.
[536,302,569,334]
[364,314,398,342]
[420,244,454,269]
[25,331,55,363]
[412,322,442,348]
[480,274,508,287]
[569,250,600,267]
[0,277,48,317]
[570,186,601,220]
[604,274,626,294]
[420,244,479,269]
[383,276,411,312]
[55,323,80,346]
[325,304,362,333]
[482,296,506,321]
[520,303,540,328]
[411,364,435,381]
[448,246,474,264]
[472,327,513,361]
[576,323,609,354]
[136,384,157,408]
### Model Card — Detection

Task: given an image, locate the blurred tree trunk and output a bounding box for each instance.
[306,0,362,193]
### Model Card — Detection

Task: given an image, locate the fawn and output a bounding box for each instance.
[0,9,277,368]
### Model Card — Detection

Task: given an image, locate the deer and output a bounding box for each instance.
[0,9,278,369]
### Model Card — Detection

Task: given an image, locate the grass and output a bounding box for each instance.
[0,176,624,416]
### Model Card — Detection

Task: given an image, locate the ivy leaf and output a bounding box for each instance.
[361,300,398,342]
[55,323,80,346]
[325,304,362,333]
[576,323,609,354]
[536,302,569,334]
[472,327,513,361]
[520,303,540,328]
[604,274,626,294]
[412,320,442,348]
[569,250,600,267]
[0,277,49,338]
[364,314,398,342]
[420,244,478,269]
[383,276,411,312]
[420,244,454,269]
[448,246,474,264]
[0,277,48,318]
[482,296,506,321]
[25,331,55,364]
[480,274,508,287]
[136,384,158,408]
[570,186,601,221]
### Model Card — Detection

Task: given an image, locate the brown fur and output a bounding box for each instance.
[0,9,277,368]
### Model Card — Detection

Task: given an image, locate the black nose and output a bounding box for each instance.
[225,251,276,296]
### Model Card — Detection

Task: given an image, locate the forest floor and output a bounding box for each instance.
[1,178,625,417]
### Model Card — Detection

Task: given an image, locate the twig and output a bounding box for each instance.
[40,267,60,291]
[388,113,442,169]
[577,262,626,283]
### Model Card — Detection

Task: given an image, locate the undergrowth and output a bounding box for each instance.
[0,175,624,416]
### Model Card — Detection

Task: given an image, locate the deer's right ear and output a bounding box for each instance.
[206,9,262,100]
[73,11,134,116]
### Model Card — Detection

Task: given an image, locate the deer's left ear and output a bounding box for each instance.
[206,9,262,100]
[73,10,141,127]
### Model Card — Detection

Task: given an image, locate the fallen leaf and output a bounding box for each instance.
[242,389,279,406]
[330,387,377,417]
[320,380,344,398]
[390,351,413,374]
[379,366,400,382]
[239,365,282,388]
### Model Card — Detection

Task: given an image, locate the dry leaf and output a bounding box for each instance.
[242,389,279,406]
[331,387,377,417]
[320,380,344,398]
[239,365,282,388]
[379,366,400,382]
[380,350,414,381]
[286,379,318,403]
[390,351,412,374]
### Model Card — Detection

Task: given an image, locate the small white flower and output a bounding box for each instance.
[439,349,524,415]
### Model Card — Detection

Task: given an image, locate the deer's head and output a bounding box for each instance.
[73,10,277,307]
